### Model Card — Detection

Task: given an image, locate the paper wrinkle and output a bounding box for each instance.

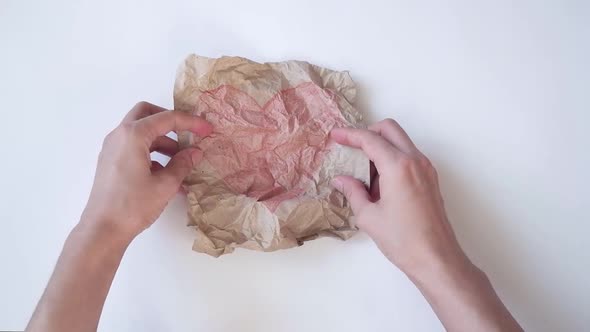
[174,55,369,257]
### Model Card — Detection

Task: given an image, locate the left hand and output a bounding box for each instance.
[81,102,213,239]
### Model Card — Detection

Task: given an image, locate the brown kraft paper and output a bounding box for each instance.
[174,54,369,257]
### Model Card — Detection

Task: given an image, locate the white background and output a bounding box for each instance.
[1,0,589,331]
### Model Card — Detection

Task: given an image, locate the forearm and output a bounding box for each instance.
[26,218,132,332]
[25,103,208,331]
[407,253,522,332]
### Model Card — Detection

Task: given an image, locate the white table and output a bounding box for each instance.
[1,1,588,331]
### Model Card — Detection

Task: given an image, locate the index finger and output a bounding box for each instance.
[122,101,167,123]
[330,127,399,170]
[368,118,417,154]
[136,111,213,142]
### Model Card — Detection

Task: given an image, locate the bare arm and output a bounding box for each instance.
[330,120,522,332]
[26,102,212,332]
[25,220,130,332]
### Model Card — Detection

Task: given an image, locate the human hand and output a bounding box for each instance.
[330,119,468,276]
[331,119,523,331]
[81,102,212,240]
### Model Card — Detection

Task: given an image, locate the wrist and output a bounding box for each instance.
[76,212,137,249]
[407,256,490,308]
[57,217,133,279]
[403,244,481,290]
[401,247,522,331]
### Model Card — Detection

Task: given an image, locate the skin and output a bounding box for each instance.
[330,121,522,332]
[26,103,522,332]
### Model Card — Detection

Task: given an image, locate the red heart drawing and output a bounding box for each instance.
[194,82,348,211]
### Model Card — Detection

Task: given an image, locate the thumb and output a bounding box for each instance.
[331,175,371,213]
[158,148,202,188]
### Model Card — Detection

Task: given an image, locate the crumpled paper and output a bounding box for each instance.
[174,54,369,257]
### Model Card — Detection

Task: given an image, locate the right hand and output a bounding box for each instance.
[330,119,470,276]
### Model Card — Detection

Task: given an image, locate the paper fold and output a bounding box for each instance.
[174,55,369,257]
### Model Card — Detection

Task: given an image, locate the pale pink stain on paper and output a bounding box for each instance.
[195,82,348,211]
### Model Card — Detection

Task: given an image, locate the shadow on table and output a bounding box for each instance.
[435,158,565,332]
